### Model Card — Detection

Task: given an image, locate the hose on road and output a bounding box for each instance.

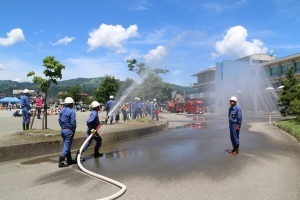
[76,128,127,200]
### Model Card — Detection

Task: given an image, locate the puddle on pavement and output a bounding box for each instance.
[174,122,206,129]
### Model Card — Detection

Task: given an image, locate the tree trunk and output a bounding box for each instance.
[30,108,37,129]
[45,93,48,129]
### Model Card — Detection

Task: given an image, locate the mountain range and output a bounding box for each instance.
[0,77,195,97]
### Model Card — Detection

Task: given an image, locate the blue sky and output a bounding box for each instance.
[1,0,299,86]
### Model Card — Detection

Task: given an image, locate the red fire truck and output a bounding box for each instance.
[174,102,185,113]
[167,102,175,112]
[184,100,205,114]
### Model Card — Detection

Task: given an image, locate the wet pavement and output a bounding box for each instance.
[0,113,299,200]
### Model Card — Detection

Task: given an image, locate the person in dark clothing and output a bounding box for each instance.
[20,89,31,130]
[228,96,242,155]
[83,101,103,158]
[58,97,77,167]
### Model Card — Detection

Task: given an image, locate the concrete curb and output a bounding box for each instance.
[0,121,169,162]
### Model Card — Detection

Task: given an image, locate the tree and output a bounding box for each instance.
[156,82,173,103]
[278,67,300,116]
[94,75,120,104]
[126,59,171,102]
[27,56,65,129]
[65,84,82,106]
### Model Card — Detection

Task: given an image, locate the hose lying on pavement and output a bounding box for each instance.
[76,129,127,200]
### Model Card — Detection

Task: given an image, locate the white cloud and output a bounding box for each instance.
[87,24,138,53]
[0,28,25,46]
[13,78,21,82]
[0,63,5,70]
[52,36,75,46]
[144,45,167,64]
[213,25,268,59]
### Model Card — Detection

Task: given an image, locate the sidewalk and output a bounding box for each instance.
[0,110,170,162]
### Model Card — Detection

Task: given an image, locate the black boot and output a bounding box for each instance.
[22,123,25,130]
[66,152,77,165]
[94,146,103,158]
[233,145,239,155]
[110,119,113,125]
[58,156,69,168]
[26,123,29,130]
[228,146,236,153]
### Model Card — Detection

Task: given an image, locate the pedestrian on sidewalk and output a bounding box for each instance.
[58,97,77,168]
[35,94,43,119]
[20,89,31,130]
[228,96,242,155]
[82,101,103,158]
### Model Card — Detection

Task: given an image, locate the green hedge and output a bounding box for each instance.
[275,119,300,142]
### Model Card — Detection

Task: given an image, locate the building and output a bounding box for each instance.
[260,53,300,88]
[191,53,300,113]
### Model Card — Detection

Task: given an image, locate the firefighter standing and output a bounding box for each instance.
[58,97,77,167]
[105,95,115,124]
[228,96,242,155]
[20,89,31,130]
[83,101,103,158]
[152,99,159,121]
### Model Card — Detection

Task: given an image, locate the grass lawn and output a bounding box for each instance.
[275,119,300,142]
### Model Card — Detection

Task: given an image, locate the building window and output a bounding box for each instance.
[282,64,292,74]
[264,68,270,77]
[271,67,279,76]
[296,62,300,72]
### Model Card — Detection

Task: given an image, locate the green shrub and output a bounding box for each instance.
[275,119,300,142]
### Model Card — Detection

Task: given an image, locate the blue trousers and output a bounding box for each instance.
[60,129,74,157]
[22,107,29,124]
[83,128,102,151]
[152,110,158,120]
[229,123,240,146]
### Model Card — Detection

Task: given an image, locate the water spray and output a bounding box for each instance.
[75,67,151,199]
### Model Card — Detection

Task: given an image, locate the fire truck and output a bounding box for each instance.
[167,102,175,112]
[174,102,185,113]
[184,100,205,114]
[167,101,185,113]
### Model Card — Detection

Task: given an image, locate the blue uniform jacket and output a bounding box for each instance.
[20,95,31,110]
[86,110,99,129]
[228,105,242,125]
[137,102,142,109]
[106,100,115,111]
[58,106,76,132]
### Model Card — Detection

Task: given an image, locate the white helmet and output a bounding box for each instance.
[229,96,237,102]
[153,99,156,102]
[23,89,29,93]
[110,95,114,99]
[64,97,74,104]
[138,98,140,101]
[91,101,100,109]
[135,97,138,100]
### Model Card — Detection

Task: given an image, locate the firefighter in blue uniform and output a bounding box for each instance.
[228,96,242,155]
[20,89,31,130]
[58,97,77,167]
[105,95,115,124]
[131,97,138,119]
[83,101,103,158]
[152,99,159,120]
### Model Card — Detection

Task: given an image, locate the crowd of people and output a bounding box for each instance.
[58,95,161,168]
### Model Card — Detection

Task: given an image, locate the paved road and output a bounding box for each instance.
[0,113,299,200]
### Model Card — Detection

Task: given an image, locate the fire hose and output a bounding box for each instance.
[76,121,127,200]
